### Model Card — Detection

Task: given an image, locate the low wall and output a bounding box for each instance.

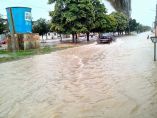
[7,33,40,51]
[23,33,40,50]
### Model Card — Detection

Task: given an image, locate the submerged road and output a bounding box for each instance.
[0,32,157,118]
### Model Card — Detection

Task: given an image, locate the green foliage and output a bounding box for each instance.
[49,0,65,34]
[125,18,138,33]
[137,23,151,33]
[32,18,50,36]
[111,12,128,32]
[124,19,151,33]
[104,15,117,32]
[49,0,134,36]
[0,15,6,34]
[49,0,95,35]
[129,19,138,32]
[91,0,108,33]
[77,0,95,33]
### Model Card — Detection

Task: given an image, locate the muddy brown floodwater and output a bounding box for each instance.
[0,32,157,118]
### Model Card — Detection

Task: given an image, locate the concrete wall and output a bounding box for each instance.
[7,33,40,51]
[23,33,40,50]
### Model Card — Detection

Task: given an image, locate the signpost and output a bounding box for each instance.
[151,37,157,61]
[151,4,157,61]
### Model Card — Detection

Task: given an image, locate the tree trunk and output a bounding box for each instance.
[46,33,48,40]
[75,33,78,43]
[60,34,62,42]
[86,32,90,42]
[98,33,100,38]
[72,34,75,43]
[42,35,44,42]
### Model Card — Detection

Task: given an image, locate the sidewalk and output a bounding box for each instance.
[40,36,97,47]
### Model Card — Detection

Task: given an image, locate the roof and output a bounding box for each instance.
[6,7,31,10]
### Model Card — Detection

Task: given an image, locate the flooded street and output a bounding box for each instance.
[0,32,157,118]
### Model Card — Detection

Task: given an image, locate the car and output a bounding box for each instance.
[97,33,115,44]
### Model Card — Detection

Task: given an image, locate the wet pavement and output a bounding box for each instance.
[0,32,157,118]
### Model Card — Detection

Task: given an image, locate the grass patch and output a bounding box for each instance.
[0,45,75,63]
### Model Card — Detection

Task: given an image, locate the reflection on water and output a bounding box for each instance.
[0,32,157,118]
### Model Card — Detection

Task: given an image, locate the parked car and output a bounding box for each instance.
[97,33,115,44]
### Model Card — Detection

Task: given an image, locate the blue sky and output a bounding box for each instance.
[0,0,156,26]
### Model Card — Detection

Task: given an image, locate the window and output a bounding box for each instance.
[25,12,32,21]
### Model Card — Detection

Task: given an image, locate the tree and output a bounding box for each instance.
[104,15,117,33]
[0,15,6,34]
[77,0,95,41]
[91,1,117,34]
[136,23,151,33]
[125,18,138,33]
[91,1,118,35]
[61,0,83,42]
[49,0,78,43]
[32,18,50,39]
[49,0,95,42]
[129,19,138,32]
[111,12,128,35]
[49,0,64,33]
[91,0,108,33]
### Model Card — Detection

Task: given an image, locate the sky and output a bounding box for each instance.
[0,0,157,26]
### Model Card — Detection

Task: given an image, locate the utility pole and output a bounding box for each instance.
[150,4,157,61]
[8,8,17,52]
[154,4,157,61]
[155,4,157,37]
